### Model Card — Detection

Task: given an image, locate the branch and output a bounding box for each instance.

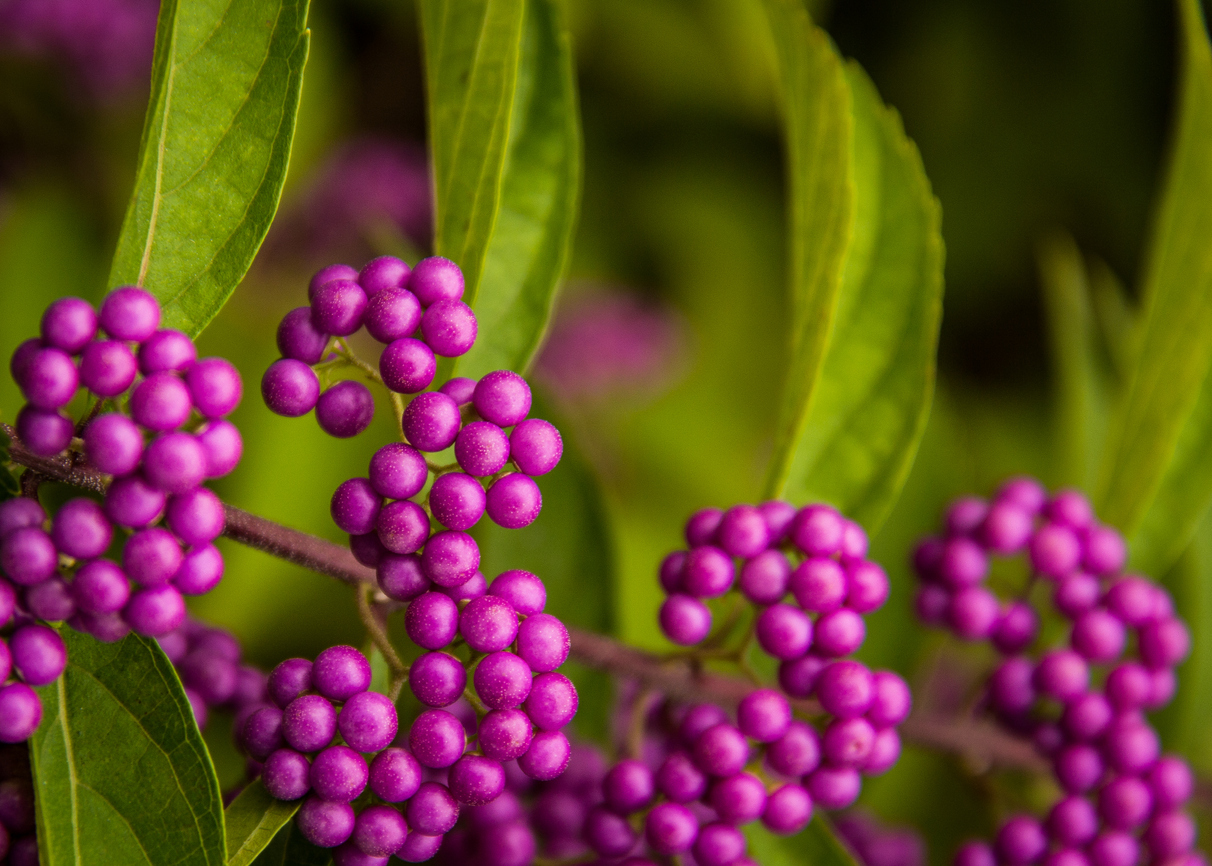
[3,431,1055,773]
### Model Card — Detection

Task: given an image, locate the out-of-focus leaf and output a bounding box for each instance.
[1038,234,1108,489]
[0,429,18,501]
[418,0,526,302]
[224,780,301,866]
[108,0,311,337]
[775,61,944,533]
[30,631,225,866]
[744,816,861,866]
[456,0,582,380]
[760,0,854,502]
[472,401,614,740]
[1096,0,1212,575]
[248,821,330,866]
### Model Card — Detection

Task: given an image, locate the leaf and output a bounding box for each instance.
[224,780,301,866]
[773,60,944,533]
[760,0,855,502]
[0,428,18,502]
[744,815,862,866]
[1095,0,1212,572]
[29,630,226,866]
[248,821,330,866]
[418,0,527,304]
[454,0,582,380]
[471,400,615,741]
[1038,234,1109,490]
[108,0,311,337]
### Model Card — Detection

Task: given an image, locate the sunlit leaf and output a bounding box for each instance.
[224,780,301,866]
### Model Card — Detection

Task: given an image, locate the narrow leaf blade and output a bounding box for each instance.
[761,0,854,500]
[248,822,330,866]
[455,0,582,380]
[108,0,311,337]
[778,63,944,532]
[419,0,527,302]
[30,630,225,866]
[1095,0,1212,566]
[224,780,302,866]
[744,815,862,866]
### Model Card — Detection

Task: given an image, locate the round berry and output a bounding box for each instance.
[10,624,66,685]
[681,546,734,598]
[766,720,821,778]
[421,299,477,357]
[738,689,791,742]
[364,287,422,344]
[449,754,506,806]
[310,745,369,802]
[694,723,749,777]
[410,709,466,768]
[314,380,375,437]
[143,432,207,493]
[41,297,97,353]
[408,257,464,306]
[22,346,79,409]
[276,307,329,364]
[509,418,562,476]
[99,287,160,341]
[790,557,847,613]
[473,371,531,428]
[421,530,480,587]
[195,419,242,478]
[380,338,436,394]
[298,796,355,848]
[309,264,359,300]
[762,784,813,835]
[709,772,767,823]
[845,560,889,613]
[645,802,697,855]
[376,553,429,601]
[311,279,367,336]
[430,472,487,530]
[331,478,382,535]
[460,595,519,653]
[659,594,711,645]
[139,329,198,374]
[313,645,371,701]
[755,604,812,660]
[73,560,130,614]
[51,497,112,559]
[123,584,186,636]
[368,443,427,500]
[104,474,166,528]
[685,508,723,546]
[123,528,183,585]
[409,651,467,707]
[455,421,511,477]
[523,672,578,730]
[352,804,407,858]
[131,373,193,431]
[716,504,770,558]
[516,613,570,672]
[262,359,320,417]
[79,340,137,396]
[16,406,73,456]
[1,526,59,586]
[283,694,338,752]
[479,708,534,761]
[368,747,423,802]
[166,487,224,545]
[473,651,533,710]
[790,504,844,556]
[0,683,42,742]
[518,730,571,780]
[401,391,461,451]
[738,549,790,604]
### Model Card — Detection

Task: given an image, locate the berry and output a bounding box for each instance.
[195,419,243,478]
[276,307,329,364]
[473,371,531,428]
[368,747,423,802]
[311,279,367,336]
[523,672,578,730]
[421,530,480,587]
[310,745,369,802]
[143,432,207,493]
[22,346,78,409]
[405,781,460,835]
[364,287,422,344]
[352,804,407,858]
[380,338,436,394]
[138,329,197,374]
[83,413,144,475]
[123,584,186,636]
[316,381,375,438]
[104,474,167,528]
[455,421,511,477]
[409,257,465,306]
[421,299,477,356]
[79,340,137,396]
[50,497,112,559]
[359,255,411,294]
[298,796,356,848]
[313,645,371,701]
[430,472,487,530]
[509,419,562,476]
[99,287,160,341]
[755,604,812,660]
[41,297,97,353]
[659,594,711,645]
[16,406,73,456]
[460,595,519,652]
[166,487,225,544]
[401,391,461,451]
[123,527,183,585]
[645,802,697,855]
[473,651,533,710]
[516,613,570,672]
[368,443,427,500]
[405,591,460,649]
[449,754,506,806]
[479,709,534,761]
[331,478,382,535]
[375,500,429,554]
[282,694,338,752]
[0,684,42,742]
[518,730,571,780]
[10,624,67,685]
[262,359,320,417]
[131,372,193,431]
[309,264,359,300]
[409,651,467,707]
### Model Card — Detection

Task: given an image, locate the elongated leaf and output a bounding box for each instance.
[30,630,225,866]
[455,0,582,380]
[761,0,854,500]
[1095,0,1212,569]
[249,822,330,866]
[108,0,311,337]
[224,780,301,866]
[1039,234,1107,490]
[776,62,943,532]
[419,0,527,302]
[744,816,861,866]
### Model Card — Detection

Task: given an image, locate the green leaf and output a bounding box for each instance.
[454,0,582,380]
[419,0,527,303]
[224,780,301,866]
[1038,234,1109,490]
[760,0,855,502]
[773,60,944,532]
[744,815,861,866]
[248,822,330,866]
[29,630,225,866]
[1095,0,1212,572]
[108,0,311,337]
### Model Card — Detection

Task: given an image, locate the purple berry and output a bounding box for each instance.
[1054,743,1104,793]
[738,549,790,604]
[1034,649,1089,702]
[523,672,578,730]
[123,528,182,585]
[790,504,844,556]
[1047,795,1099,847]
[479,709,534,761]
[51,497,112,559]
[685,508,722,546]
[298,796,355,848]
[195,419,242,478]
[421,530,480,587]
[410,709,467,768]
[1139,617,1191,668]
[948,586,1001,640]
[766,720,821,777]
[364,287,422,345]
[816,660,875,718]
[693,723,749,777]
[489,570,546,615]
[473,651,533,710]
[15,406,73,456]
[79,340,137,396]
[1082,525,1126,575]
[139,329,198,374]
[460,595,519,653]
[822,716,876,767]
[241,706,284,760]
[21,346,79,409]
[338,691,397,752]
[130,373,193,431]
[509,419,562,476]
[143,432,207,493]
[10,624,66,685]
[0,683,42,742]
[311,279,367,336]
[276,307,329,364]
[682,546,734,598]
[267,658,312,708]
[406,591,460,649]
[185,357,242,418]
[939,537,988,587]
[368,747,422,802]
[316,381,375,438]
[408,257,464,306]
[123,584,186,636]
[762,784,813,835]
[584,804,638,857]
[99,287,160,341]
[516,613,569,672]
[455,421,511,477]
[659,594,711,645]
[996,816,1047,865]
[409,651,467,707]
[1071,608,1126,663]
[1,526,59,586]
[981,501,1034,554]
[645,802,697,855]
[352,804,407,858]
[377,553,430,601]
[696,822,748,866]
[709,771,767,823]
[331,478,382,535]
[262,358,320,416]
[380,337,437,395]
[368,443,427,500]
[430,472,487,530]
[518,729,571,780]
[374,500,429,555]
[283,693,338,752]
[166,487,224,544]
[1030,523,1082,579]
[473,371,531,428]
[421,299,477,357]
[845,560,889,613]
[26,576,76,621]
[790,556,847,613]
[310,745,369,802]
[401,391,461,451]
[738,689,791,742]
[813,608,866,656]
[485,473,542,529]
[41,297,97,353]
[449,754,506,806]
[313,645,371,701]
[1098,775,1153,829]
[81,415,141,477]
[309,264,359,299]
[993,600,1038,654]
[755,603,812,660]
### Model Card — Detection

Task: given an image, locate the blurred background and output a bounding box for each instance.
[0,0,1201,861]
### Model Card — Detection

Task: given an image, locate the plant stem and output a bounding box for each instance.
[357,583,408,700]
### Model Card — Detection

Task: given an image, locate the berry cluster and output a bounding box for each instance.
[248,567,577,860]
[158,618,268,735]
[912,478,1201,866]
[656,502,908,799]
[835,811,926,866]
[0,287,242,741]
[434,740,610,865]
[0,748,37,865]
